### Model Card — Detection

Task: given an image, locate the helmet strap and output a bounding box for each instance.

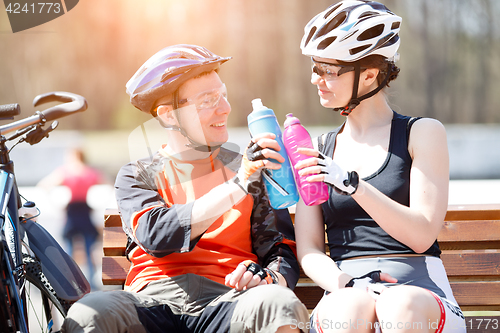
[334,62,393,116]
[170,89,222,153]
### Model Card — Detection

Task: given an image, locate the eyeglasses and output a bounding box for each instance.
[178,84,228,110]
[311,58,362,81]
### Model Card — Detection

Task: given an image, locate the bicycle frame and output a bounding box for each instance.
[0,91,90,332]
[0,162,29,331]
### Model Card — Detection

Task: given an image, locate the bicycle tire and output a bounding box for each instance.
[24,253,75,315]
[0,279,15,331]
[0,242,26,333]
[0,255,18,332]
[0,253,72,333]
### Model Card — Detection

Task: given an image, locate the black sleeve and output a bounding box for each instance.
[248,180,300,289]
[115,159,200,257]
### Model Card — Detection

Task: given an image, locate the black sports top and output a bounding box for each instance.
[318,111,441,261]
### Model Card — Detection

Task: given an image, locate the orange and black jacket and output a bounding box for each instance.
[114,146,299,292]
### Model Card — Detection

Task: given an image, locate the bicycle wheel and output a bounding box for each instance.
[23,254,75,333]
[0,256,21,332]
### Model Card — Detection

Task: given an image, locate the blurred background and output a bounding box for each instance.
[1,0,499,290]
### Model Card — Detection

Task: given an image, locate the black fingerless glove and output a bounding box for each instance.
[345,270,381,288]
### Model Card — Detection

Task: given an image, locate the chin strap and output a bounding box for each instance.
[333,62,393,116]
[166,90,222,153]
[164,124,222,152]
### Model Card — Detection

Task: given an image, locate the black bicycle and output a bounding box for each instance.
[0,92,91,332]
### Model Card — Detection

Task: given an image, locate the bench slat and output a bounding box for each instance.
[450,281,500,309]
[100,250,500,281]
[441,250,500,277]
[439,220,500,242]
[103,227,128,256]
[446,204,500,221]
[439,241,500,251]
[102,256,129,285]
[104,209,121,228]
[105,205,500,226]
[104,221,500,253]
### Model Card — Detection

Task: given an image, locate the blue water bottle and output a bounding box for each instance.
[247,98,299,209]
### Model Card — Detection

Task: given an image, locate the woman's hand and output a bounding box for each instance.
[295,147,358,195]
[345,270,398,300]
[379,272,398,283]
[344,270,398,288]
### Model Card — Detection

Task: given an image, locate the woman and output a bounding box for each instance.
[293,1,465,332]
[38,148,102,288]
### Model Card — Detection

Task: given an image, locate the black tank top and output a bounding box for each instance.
[318,111,441,260]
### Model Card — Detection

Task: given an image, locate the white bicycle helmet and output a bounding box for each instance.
[300,1,401,61]
[300,1,402,115]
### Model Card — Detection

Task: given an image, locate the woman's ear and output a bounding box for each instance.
[362,68,380,87]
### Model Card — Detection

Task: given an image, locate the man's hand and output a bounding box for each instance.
[233,133,284,193]
[225,260,274,291]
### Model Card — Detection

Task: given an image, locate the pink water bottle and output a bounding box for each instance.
[283,113,329,206]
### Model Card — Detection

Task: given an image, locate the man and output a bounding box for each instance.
[62,44,308,333]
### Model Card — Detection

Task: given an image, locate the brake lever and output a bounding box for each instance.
[22,121,59,145]
[7,125,36,142]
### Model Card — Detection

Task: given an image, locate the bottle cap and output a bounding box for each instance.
[284,113,301,128]
[251,98,267,112]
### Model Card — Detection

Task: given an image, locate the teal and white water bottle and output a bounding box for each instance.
[247,98,299,209]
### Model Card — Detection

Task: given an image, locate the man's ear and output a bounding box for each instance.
[156,105,177,125]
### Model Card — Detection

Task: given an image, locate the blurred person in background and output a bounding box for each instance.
[62,44,308,333]
[38,147,103,289]
[293,1,466,332]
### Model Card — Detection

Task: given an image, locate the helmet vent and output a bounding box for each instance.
[367,2,390,12]
[381,33,399,47]
[358,11,379,19]
[305,27,317,46]
[318,36,338,50]
[350,44,370,55]
[357,24,384,41]
[391,21,400,30]
[317,11,347,38]
[372,32,397,50]
[340,30,358,42]
[323,3,342,19]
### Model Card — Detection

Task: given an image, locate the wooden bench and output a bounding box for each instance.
[102,204,500,332]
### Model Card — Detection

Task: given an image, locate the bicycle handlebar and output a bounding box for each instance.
[0,104,21,118]
[33,91,88,122]
[0,92,87,136]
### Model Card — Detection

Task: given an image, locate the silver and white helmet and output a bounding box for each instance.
[300,1,402,62]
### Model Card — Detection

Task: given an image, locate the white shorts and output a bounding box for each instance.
[310,256,466,333]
